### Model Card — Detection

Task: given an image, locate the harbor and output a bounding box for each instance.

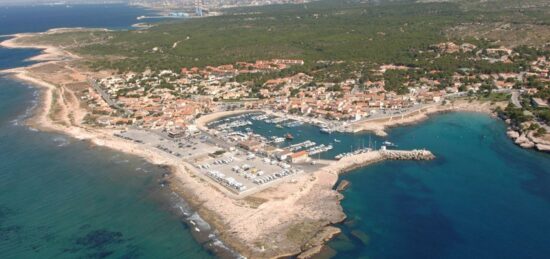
[169,111,433,195]
[112,111,435,197]
[209,112,398,159]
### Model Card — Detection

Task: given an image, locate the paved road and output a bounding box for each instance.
[511,90,522,108]
[88,78,130,114]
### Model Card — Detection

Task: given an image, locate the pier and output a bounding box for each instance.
[322,149,435,176]
[380,149,435,160]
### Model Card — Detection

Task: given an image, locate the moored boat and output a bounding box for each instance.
[320,126,333,134]
[285,133,294,140]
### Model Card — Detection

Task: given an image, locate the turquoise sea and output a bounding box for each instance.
[232,112,550,259]
[0,4,218,259]
[328,113,550,259]
[1,3,550,259]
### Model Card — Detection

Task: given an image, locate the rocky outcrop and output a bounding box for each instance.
[515,133,534,147]
[506,127,550,153]
[507,130,520,139]
[298,226,341,259]
[335,180,350,192]
[536,143,550,152]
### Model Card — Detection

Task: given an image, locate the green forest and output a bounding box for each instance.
[48,0,547,76]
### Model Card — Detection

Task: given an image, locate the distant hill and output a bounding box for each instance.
[417,0,550,10]
[128,0,314,11]
[0,0,126,5]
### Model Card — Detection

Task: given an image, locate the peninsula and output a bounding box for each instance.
[1,0,549,257]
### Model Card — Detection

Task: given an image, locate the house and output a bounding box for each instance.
[288,150,309,163]
[531,97,549,108]
[238,140,263,152]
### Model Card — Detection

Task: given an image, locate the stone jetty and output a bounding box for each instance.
[321,149,435,177]
[380,149,435,160]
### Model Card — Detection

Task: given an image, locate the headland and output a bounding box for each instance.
[2,12,549,256]
[0,31,439,258]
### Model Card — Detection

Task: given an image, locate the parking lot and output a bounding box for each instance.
[195,150,304,192]
[117,129,218,159]
[115,128,324,195]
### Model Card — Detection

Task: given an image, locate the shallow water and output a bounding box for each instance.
[0,4,214,259]
[0,78,215,258]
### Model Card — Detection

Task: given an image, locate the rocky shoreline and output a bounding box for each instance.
[507,129,550,152]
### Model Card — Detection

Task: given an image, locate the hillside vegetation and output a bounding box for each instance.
[29,0,550,72]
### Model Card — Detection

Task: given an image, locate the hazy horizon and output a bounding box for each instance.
[0,0,127,5]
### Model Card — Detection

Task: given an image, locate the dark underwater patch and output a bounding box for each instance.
[521,168,550,204]
[64,229,132,258]
[390,173,463,258]
[0,225,22,241]
[75,229,125,249]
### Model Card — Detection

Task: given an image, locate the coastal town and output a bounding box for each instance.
[81,42,550,152]
[1,0,550,256]
[47,39,543,200]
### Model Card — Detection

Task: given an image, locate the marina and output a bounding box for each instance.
[113,111,432,196]
[214,112,386,159]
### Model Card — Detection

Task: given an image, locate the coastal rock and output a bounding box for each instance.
[527,131,550,145]
[507,130,520,139]
[335,180,350,192]
[298,226,341,259]
[536,144,550,152]
[515,134,529,144]
[520,141,535,148]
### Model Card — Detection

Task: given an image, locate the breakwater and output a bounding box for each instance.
[381,149,435,160]
[322,149,435,177]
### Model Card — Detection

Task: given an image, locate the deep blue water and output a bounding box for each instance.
[328,113,550,259]
[0,4,153,35]
[0,4,214,259]
[231,113,550,258]
[0,4,158,69]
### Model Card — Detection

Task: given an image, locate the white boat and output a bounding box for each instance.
[334,139,341,143]
[320,127,333,134]
[382,141,397,147]
[272,137,285,143]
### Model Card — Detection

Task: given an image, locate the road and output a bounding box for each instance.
[511,90,522,108]
[88,78,130,114]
